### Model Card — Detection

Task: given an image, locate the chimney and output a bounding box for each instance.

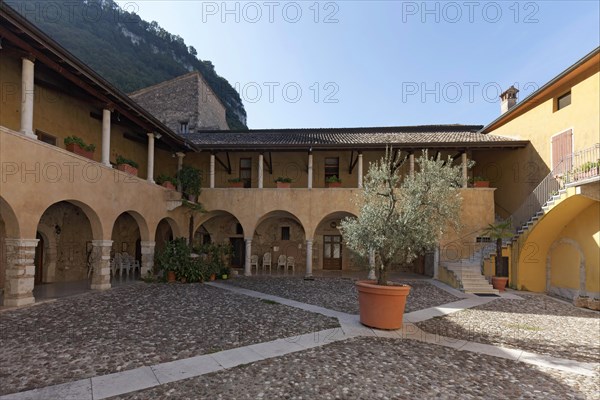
[500,86,519,114]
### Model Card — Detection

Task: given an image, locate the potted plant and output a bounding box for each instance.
[227,177,244,188]
[156,174,177,190]
[326,175,342,188]
[482,219,513,292]
[155,238,191,283]
[64,136,96,160]
[340,148,464,330]
[275,177,292,188]
[178,165,202,201]
[116,155,139,176]
[473,176,490,188]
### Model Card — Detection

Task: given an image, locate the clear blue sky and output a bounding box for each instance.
[116,1,599,129]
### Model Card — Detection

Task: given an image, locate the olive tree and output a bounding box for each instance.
[340,148,465,285]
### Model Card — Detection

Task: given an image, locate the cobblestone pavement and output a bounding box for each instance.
[225,276,459,314]
[0,283,338,396]
[417,293,600,363]
[111,337,600,400]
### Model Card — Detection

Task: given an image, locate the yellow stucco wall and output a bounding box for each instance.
[513,187,599,296]
[483,63,600,216]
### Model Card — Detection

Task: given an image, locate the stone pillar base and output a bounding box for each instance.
[91,240,113,290]
[4,238,39,307]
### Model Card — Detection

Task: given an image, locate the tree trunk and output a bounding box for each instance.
[495,237,502,274]
[377,260,388,286]
[188,214,194,249]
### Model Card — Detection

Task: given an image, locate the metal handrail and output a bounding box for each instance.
[510,143,599,233]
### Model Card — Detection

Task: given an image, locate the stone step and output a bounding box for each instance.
[464,288,500,295]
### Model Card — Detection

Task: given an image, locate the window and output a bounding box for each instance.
[325,157,339,181]
[239,158,252,188]
[36,130,57,146]
[180,122,189,134]
[556,91,571,111]
[281,227,290,241]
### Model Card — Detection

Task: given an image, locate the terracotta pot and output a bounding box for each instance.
[167,271,176,283]
[326,182,342,188]
[355,280,411,330]
[210,273,216,281]
[276,182,291,189]
[474,181,490,188]
[117,163,138,176]
[228,181,244,188]
[162,181,176,190]
[492,276,508,291]
[66,143,94,160]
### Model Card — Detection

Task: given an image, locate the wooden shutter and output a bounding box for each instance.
[551,130,573,173]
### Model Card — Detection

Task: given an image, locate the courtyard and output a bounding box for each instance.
[0,276,598,399]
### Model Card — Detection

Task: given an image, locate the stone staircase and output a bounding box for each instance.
[441,259,499,295]
[512,189,567,239]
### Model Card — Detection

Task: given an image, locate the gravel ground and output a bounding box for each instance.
[111,337,600,400]
[0,283,338,396]
[417,293,600,363]
[225,276,459,314]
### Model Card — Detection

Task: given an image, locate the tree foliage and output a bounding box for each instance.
[340,149,464,285]
[11,0,247,129]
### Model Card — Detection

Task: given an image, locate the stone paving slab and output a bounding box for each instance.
[150,355,223,385]
[92,367,159,400]
[109,337,600,400]
[416,292,600,363]
[0,379,92,400]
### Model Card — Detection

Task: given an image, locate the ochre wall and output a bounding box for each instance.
[513,188,599,296]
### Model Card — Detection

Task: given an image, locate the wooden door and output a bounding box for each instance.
[229,238,245,268]
[551,129,573,173]
[323,235,342,270]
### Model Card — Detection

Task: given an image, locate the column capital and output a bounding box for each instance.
[147,132,155,138]
[176,152,186,159]
[140,241,156,247]
[22,54,36,63]
[4,238,39,247]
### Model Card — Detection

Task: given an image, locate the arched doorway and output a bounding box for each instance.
[155,218,176,253]
[253,211,306,273]
[0,196,20,295]
[36,201,96,282]
[314,212,358,271]
[111,212,147,280]
[195,211,244,269]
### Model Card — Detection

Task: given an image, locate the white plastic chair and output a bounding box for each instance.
[262,252,272,274]
[250,255,259,273]
[277,254,286,273]
[286,256,295,275]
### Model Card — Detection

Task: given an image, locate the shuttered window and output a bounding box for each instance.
[551,129,573,173]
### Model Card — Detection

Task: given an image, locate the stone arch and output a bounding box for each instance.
[155,217,181,253]
[313,211,358,272]
[36,200,100,282]
[110,210,151,242]
[546,237,586,300]
[194,210,246,268]
[0,196,21,238]
[252,210,307,270]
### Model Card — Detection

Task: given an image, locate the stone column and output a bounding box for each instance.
[101,108,111,166]
[244,238,252,276]
[4,238,38,307]
[176,152,185,192]
[140,241,156,276]
[258,153,264,189]
[433,244,440,279]
[147,133,155,183]
[357,152,364,188]
[307,152,313,189]
[409,153,415,177]
[209,154,215,188]
[461,152,468,188]
[305,239,313,278]
[90,240,112,290]
[20,57,36,139]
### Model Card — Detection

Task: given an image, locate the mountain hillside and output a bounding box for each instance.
[11,0,247,130]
